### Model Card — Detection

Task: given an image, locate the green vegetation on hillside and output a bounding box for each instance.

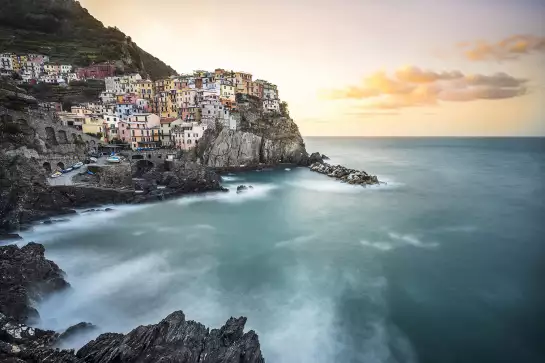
[0,0,177,80]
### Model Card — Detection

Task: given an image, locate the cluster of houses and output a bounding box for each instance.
[42,69,282,150]
[0,53,81,84]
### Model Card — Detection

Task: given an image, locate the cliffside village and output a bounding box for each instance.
[0,53,282,151]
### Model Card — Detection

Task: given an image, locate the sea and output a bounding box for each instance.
[10,137,545,363]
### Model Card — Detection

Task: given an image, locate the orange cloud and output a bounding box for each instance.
[461,34,545,61]
[324,67,527,110]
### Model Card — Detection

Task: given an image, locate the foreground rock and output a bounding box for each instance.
[0,243,266,362]
[309,162,380,186]
[0,243,69,323]
[77,312,264,363]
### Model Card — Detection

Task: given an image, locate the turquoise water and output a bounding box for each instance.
[16,137,545,363]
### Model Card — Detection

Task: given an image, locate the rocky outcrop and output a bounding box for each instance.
[310,162,380,186]
[133,160,224,200]
[197,97,310,168]
[0,243,69,323]
[77,312,264,363]
[0,243,266,363]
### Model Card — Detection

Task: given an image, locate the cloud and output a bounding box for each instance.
[323,66,527,110]
[460,34,545,61]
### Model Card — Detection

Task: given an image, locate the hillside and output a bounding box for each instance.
[0,0,177,80]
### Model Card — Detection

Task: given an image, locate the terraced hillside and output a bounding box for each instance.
[0,0,177,80]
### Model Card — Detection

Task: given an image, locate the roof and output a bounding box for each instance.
[160,118,178,124]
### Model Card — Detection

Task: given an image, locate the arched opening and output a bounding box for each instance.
[45,127,58,145]
[132,154,144,160]
[57,162,65,170]
[43,162,51,173]
[57,130,68,144]
[133,159,154,177]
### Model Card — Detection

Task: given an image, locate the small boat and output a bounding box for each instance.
[89,157,98,163]
[50,171,62,178]
[72,162,84,169]
[107,156,121,163]
[61,167,73,173]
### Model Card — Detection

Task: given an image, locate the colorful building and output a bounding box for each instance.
[77,63,116,80]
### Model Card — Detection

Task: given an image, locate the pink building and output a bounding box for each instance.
[77,63,116,80]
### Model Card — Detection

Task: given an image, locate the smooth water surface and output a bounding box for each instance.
[13,137,545,363]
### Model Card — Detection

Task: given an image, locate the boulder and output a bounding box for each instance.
[236,185,249,193]
[58,322,97,345]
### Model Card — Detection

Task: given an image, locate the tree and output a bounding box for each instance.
[280,101,289,117]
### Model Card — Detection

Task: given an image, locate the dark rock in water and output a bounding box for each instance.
[104,208,113,212]
[307,152,324,165]
[0,233,23,241]
[309,162,380,186]
[236,185,250,193]
[0,243,70,323]
[43,219,69,225]
[77,311,264,363]
[81,209,97,214]
[42,220,53,225]
[58,322,97,344]
[321,154,330,160]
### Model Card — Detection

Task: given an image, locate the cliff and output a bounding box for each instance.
[0,243,265,363]
[197,97,310,168]
[0,0,176,80]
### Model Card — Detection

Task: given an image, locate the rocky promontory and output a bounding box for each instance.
[309,162,380,186]
[0,242,266,362]
[197,96,312,169]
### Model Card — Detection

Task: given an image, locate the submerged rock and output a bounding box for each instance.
[309,162,380,186]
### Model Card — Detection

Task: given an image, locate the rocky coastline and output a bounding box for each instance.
[309,162,381,186]
[0,242,265,363]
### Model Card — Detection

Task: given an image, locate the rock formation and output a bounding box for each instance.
[197,96,311,168]
[309,162,380,186]
[0,243,266,363]
[0,243,69,323]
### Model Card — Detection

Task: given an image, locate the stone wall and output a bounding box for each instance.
[1,106,101,170]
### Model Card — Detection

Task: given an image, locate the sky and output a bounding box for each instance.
[79,0,545,136]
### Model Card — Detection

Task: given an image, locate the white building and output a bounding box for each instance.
[0,53,13,71]
[99,91,116,104]
[60,64,72,74]
[171,122,207,150]
[263,99,280,113]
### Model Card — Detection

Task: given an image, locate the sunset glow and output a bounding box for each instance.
[78,0,545,136]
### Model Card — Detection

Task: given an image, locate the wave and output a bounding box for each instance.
[275,234,316,248]
[175,183,278,206]
[18,204,152,244]
[221,176,243,182]
[360,232,438,252]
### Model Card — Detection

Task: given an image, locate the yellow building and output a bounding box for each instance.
[220,84,236,102]
[82,115,104,139]
[155,91,178,118]
[235,72,252,95]
[137,80,155,101]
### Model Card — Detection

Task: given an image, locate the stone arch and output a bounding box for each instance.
[45,127,58,145]
[57,130,68,144]
[57,162,65,170]
[72,133,78,143]
[43,162,51,173]
[132,154,144,160]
